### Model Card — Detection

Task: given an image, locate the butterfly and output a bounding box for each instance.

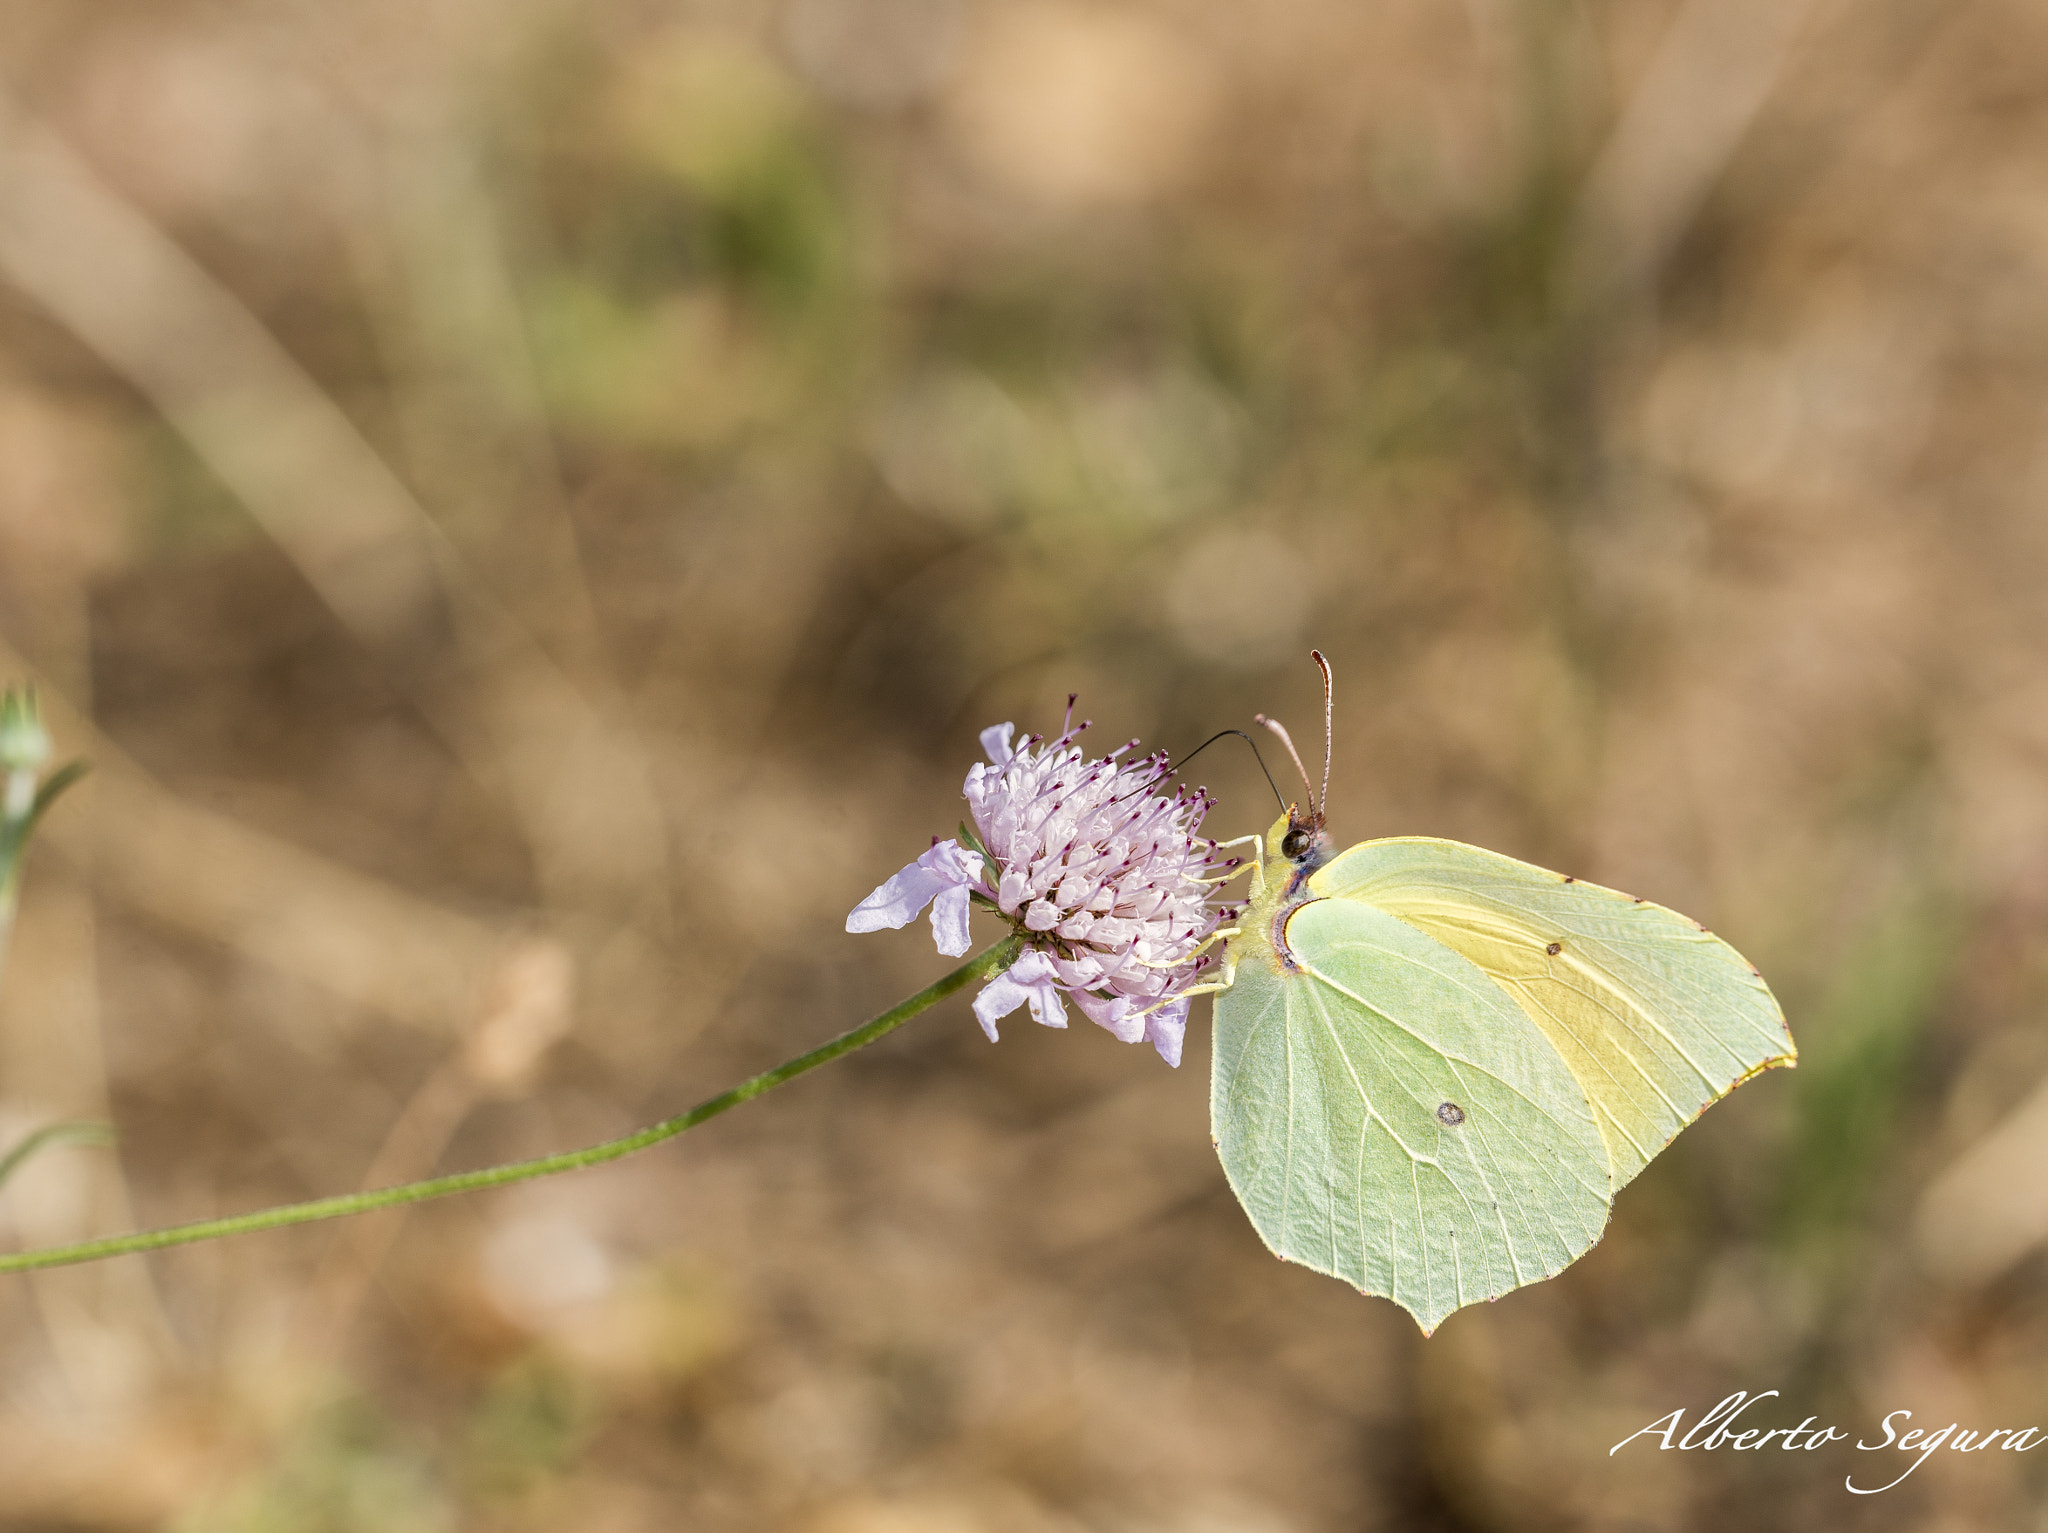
[1194,653,1796,1333]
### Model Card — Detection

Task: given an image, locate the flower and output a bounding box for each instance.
[847,707,1240,1066]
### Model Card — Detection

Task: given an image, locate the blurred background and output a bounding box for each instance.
[0,0,2044,1527]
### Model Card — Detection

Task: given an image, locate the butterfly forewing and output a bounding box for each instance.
[1212,894,1612,1334]
[1311,838,1796,1191]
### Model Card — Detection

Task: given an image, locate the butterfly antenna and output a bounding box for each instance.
[1105,728,1289,815]
[1254,713,1318,821]
[1161,729,1289,815]
[1311,649,1333,821]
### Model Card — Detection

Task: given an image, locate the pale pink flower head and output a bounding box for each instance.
[847,705,1240,1066]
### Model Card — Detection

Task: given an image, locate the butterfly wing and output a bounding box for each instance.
[1311,838,1796,1191]
[1212,892,1613,1333]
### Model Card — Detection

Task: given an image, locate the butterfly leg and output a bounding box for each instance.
[1203,834,1271,903]
[1149,953,1238,1009]
[1133,932,1244,1013]
[1208,833,1262,879]
[1127,926,1240,971]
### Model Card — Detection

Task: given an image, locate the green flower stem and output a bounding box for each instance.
[0,1122,115,1194]
[0,933,1023,1275]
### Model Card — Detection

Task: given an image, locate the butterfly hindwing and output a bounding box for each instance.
[1212,891,1612,1333]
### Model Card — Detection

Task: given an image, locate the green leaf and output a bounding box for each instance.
[1212,817,1795,1333]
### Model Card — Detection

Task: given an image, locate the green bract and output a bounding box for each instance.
[0,687,51,776]
[0,687,87,906]
[1211,814,1795,1334]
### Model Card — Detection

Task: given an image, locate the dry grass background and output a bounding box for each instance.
[1,0,2048,1527]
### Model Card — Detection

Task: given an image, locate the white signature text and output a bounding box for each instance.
[1608,1390,2047,1493]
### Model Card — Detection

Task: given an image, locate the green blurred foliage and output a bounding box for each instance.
[461,1355,596,1502]
[181,1399,452,1533]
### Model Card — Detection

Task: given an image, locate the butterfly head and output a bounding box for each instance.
[1280,807,1330,864]
[1265,803,1333,881]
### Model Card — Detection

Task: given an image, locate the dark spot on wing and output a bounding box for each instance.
[1436,1101,1466,1127]
[1545,941,1562,956]
[1563,875,1576,884]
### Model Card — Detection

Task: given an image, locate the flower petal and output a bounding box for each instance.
[930,882,973,956]
[971,949,1068,1040]
[1026,982,1068,1028]
[979,722,1016,765]
[1145,997,1190,1068]
[846,857,951,934]
[847,839,976,943]
[970,971,1024,1041]
[1055,911,1096,941]
[1048,951,1107,990]
[1090,916,1140,947]
[1070,987,1145,1043]
[927,837,985,885]
[996,866,1030,916]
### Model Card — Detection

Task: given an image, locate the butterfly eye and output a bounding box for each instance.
[1281,828,1313,858]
